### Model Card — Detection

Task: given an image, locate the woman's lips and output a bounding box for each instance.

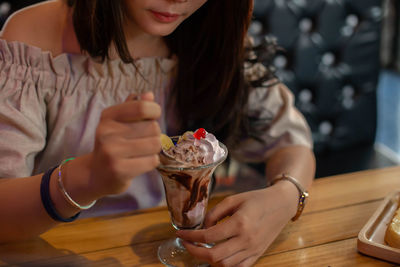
[150,10,180,23]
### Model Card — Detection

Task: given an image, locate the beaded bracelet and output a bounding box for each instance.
[40,166,80,222]
[57,157,97,210]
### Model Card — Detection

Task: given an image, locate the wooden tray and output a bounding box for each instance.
[357,191,400,264]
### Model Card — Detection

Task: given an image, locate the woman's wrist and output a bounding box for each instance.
[49,155,100,217]
[64,155,103,204]
[271,179,299,220]
[49,167,81,218]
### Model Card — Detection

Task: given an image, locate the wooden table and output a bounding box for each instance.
[1,166,400,266]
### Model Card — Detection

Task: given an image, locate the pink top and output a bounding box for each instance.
[0,39,312,217]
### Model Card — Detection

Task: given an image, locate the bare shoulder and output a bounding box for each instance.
[1,0,68,55]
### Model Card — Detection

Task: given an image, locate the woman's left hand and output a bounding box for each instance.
[176,184,298,267]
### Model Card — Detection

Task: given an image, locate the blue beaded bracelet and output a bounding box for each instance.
[40,165,80,222]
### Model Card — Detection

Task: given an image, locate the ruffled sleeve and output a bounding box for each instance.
[0,40,48,177]
[231,81,313,163]
[230,37,313,163]
[0,39,176,178]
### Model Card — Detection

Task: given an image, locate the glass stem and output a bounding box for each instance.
[175,237,186,249]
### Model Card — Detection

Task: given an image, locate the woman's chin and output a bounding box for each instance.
[142,23,180,37]
[150,28,177,37]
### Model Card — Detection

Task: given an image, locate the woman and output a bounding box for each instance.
[0,0,315,266]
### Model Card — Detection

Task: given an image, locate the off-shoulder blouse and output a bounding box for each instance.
[0,39,312,217]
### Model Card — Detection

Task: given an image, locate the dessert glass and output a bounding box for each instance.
[156,136,228,267]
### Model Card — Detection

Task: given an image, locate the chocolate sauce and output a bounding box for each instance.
[161,169,213,228]
[168,173,192,190]
[169,171,211,225]
[181,178,209,226]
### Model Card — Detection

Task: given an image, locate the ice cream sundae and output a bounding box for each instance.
[158,128,227,229]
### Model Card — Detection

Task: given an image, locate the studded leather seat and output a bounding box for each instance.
[248,0,398,177]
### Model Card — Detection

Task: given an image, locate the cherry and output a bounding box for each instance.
[193,128,206,140]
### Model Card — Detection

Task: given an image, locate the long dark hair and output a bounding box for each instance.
[67,0,254,146]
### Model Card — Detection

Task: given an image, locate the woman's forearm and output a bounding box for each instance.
[0,174,59,242]
[0,156,94,243]
[265,145,315,189]
[264,145,316,219]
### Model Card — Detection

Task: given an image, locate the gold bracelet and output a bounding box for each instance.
[272,174,309,221]
[57,158,96,210]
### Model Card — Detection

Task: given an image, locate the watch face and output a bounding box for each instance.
[300,192,309,206]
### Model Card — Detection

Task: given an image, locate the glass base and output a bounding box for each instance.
[158,237,210,267]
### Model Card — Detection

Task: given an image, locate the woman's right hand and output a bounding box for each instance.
[89,92,162,197]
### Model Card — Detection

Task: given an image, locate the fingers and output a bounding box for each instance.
[236,256,258,267]
[96,119,161,140]
[176,212,256,266]
[177,217,237,244]
[95,154,160,192]
[176,193,269,266]
[203,196,241,228]
[97,135,161,158]
[181,239,258,267]
[139,92,155,101]
[182,237,244,264]
[90,91,163,196]
[125,92,155,102]
[102,98,161,122]
[125,120,161,138]
[216,250,258,267]
[113,155,160,180]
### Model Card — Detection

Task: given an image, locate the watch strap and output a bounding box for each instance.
[272,174,309,221]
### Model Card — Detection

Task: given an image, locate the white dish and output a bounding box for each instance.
[357,191,400,264]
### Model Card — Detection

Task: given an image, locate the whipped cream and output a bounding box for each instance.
[163,129,225,166]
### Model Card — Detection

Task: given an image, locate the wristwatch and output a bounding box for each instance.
[272,174,309,221]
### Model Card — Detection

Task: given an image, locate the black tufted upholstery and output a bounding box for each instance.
[0,1,11,27]
[0,1,46,27]
[250,0,395,177]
